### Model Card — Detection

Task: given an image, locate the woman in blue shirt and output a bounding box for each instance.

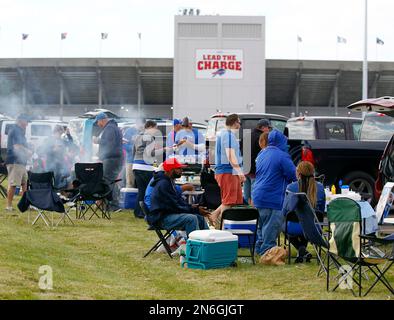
[285,161,326,263]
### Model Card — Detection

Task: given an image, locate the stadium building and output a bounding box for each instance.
[0,15,394,121]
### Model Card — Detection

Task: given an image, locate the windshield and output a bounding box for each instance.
[360,114,394,141]
[286,119,315,140]
[206,119,217,139]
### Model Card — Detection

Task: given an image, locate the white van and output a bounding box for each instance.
[0,120,67,160]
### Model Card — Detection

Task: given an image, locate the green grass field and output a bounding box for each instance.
[0,198,393,300]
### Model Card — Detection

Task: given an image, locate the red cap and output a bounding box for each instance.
[162,158,186,172]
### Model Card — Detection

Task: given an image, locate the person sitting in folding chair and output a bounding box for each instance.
[144,163,194,211]
[149,158,210,236]
[285,161,326,263]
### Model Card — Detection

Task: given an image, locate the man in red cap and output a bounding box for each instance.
[148,158,210,236]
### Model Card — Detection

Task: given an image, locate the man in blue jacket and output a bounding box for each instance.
[149,158,210,236]
[94,112,123,212]
[252,129,297,256]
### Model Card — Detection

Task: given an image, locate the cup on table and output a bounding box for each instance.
[341,185,350,194]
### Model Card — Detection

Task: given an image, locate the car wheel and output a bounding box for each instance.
[343,171,375,203]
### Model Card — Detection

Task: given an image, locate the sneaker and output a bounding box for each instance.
[294,256,304,263]
[5,207,14,212]
[304,252,312,263]
[111,208,122,213]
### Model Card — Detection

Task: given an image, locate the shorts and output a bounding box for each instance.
[215,173,244,206]
[6,164,28,187]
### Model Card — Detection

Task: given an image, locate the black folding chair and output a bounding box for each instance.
[0,163,8,198]
[199,167,221,210]
[17,171,69,227]
[140,201,175,259]
[220,206,259,264]
[72,163,116,220]
[282,192,330,275]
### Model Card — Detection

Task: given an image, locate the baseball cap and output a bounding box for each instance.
[16,113,30,122]
[94,112,108,123]
[173,118,181,126]
[162,158,186,172]
[257,118,272,128]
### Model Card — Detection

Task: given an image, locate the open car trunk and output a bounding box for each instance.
[347,96,394,117]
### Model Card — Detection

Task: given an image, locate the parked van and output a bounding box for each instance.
[0,119,67,160]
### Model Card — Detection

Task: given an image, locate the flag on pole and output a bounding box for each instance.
[137,32,141,40]
[61,32,67,40]
[22,33,29,40]
[101,33,108,40]
[297,35,302,42]
[376,37,384,45]
[337,36,347,44]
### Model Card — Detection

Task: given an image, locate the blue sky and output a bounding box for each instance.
[0,0,393,61]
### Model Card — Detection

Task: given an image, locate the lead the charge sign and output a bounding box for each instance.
[195,49,243,79]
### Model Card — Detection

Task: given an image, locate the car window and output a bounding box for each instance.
[324,121,346,140]
[216,118,226,133]
[352,122,362,140]
[30,125,52,137]
[270,120,287,133]
[360,114,394,141]
[241,119,286,134]
[4,123,15,135]
[286,119,315,140]
[206,119,217,139]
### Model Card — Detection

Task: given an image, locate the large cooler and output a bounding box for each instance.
[119,188,138,209]
[223,219,257,248]
[183,230,238,269]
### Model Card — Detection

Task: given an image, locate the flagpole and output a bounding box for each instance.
[20,39,24,58]
[296,37,299,60]
[99,38,103,58]
[362,0,368,100]
[138,33,142,57]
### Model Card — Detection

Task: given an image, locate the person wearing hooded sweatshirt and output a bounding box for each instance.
[252,129,297,256]
[149,158,210,236]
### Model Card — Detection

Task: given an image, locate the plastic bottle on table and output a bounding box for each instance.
[325,187,331,202]
[331,184,336,195]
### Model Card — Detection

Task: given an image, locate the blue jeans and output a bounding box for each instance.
[243,176,255,203]
[102,157,123,210]
[159,213,208,237]
[256,208,284,255]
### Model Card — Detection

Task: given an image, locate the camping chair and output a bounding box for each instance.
[17,171,68,227]
[199,167,221,210]
[220,206,259,264]
[326,197,394,297]
[0,163,7,198]
[140,201,175,259]
[72,163,116,220]
[283,192,330,274]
